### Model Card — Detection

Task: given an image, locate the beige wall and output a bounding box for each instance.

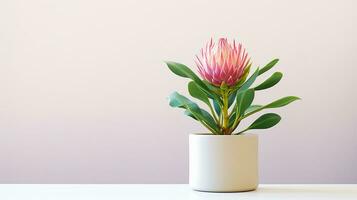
[1,0,356,183]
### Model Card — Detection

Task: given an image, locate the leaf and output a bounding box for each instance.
[228,90,237,108]
[168,92,219,133]
[184,110,197,120]
[254,72,283,90]
[213,99,221,116]
[259,59,279,75]
[188,81,210,106]
[225,90,239,125]
[200,109,218,128]
[165,62,206,90]
[237,67,260,93]
[244,96,300,118]
[169,91,198,110]
[166,61,193,78]
[229,112,236,127]
[202,80,220,96]
[265,96,301,108]
[236,89,255,117]
[240,113,281,134]
[236,113,281,134]
[244,105,262,114]
[165,61,221,104]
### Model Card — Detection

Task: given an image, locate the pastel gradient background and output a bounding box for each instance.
[1,0,356,183]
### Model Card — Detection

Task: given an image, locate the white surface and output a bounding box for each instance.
[0,184,356,200]
[189,134,258,191]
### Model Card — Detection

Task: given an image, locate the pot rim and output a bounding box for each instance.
[190,133,257,137]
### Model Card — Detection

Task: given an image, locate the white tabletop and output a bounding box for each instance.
[0,184,356,200]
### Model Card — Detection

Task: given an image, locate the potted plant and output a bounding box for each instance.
[165,38,300,192]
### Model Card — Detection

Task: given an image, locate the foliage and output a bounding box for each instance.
[165,39,300,135]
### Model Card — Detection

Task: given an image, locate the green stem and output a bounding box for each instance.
[222,91,229,134]
[231,119,241,134]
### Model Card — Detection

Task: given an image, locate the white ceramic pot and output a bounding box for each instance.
[189,134,258,192]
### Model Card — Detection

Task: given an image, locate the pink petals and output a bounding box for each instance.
[195,38,250,87]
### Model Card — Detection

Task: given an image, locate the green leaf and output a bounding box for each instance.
[237,113,281,134]
[166,61,193,78]
[244,105,262,114]
[244,96,300,118]
[254,72,283,90]
[237,67,260,93]
[213,99,221,116]
[228,90,237,108]
[184,110,197,120]
[229,112,236,127]
[188,81,210,106]
[200,108,218,128]
[236,89,255,117]
[165,62,206,88]
[165,61,221,104]
[168,92,219,133]
[259,59,279,75]
[265,96,300,108]
[169,91,198,110]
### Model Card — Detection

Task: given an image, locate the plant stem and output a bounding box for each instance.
[231,119,241,134]
[222,90,229,134]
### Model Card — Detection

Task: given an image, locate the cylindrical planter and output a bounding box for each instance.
[189,134,258,192]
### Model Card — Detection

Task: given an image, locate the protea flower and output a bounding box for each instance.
[166,37,300,135]
[195,38,250,87]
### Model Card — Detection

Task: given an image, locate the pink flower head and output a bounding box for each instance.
[195,38,250,87]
